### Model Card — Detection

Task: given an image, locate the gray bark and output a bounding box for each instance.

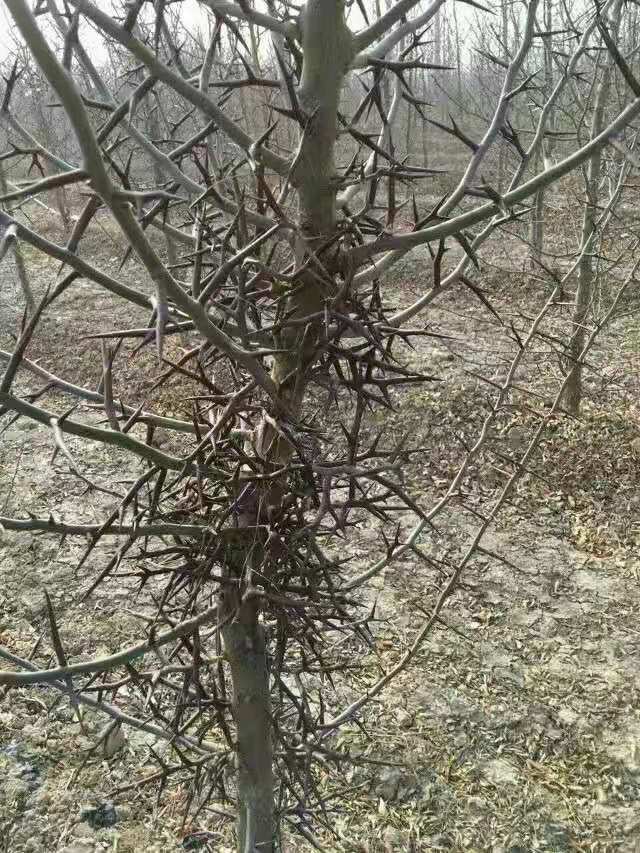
[222,596,274,852]
[562,0,621,414]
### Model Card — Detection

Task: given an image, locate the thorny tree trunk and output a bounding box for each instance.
[562,0,621,415]
[222,3,352,849]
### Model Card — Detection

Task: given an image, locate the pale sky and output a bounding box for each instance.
[0,1,471,64]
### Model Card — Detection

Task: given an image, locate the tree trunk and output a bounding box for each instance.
[562,0,620,415]
[452,1,463,103]
[421,68,429,170]
[433,3,442,121]
[34,102,71,232]
[223,3,352,850]
[405,69,414,162]
[529,163,545,269]
[222,595,274,852]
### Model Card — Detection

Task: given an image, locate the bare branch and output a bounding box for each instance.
[200,1,298,39]
[352,0,447,67]
[0,602,220,685]
[0,515,208,538]
[354,0,430,52]
[0,390,217,475]
[348,92,640,265]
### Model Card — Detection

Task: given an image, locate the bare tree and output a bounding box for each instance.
[1,0,640,850]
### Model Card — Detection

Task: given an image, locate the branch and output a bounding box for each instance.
[0,109,76,173]
[0,390,219,476]
[200,0,298,39]
[0,349,200,433]
[348,92,640,264]
[0,515,208,538]
[5,0,280,402]
[596,17,640,97]
[352,0,624,292]
[354,0,429,53]
[506,0,617,194]
[0,645,222,754]
[438,0,539,217]
[45,2,277,234]
[334,253,640,729]
[0,603,218,684]
[352,0,447,67]
[0,211,151,308]
[338,75,404,208]
[0,168,88,203]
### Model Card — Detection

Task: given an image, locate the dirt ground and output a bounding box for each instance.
[1,204,640,853]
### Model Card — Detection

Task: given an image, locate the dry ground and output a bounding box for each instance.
[1,201,640,853]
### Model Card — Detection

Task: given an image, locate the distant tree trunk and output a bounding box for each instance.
[433,3,442,120]
[420,43,430,170]
[0,168,35,312]
[248,20,262,73]
[562,0,621,414]
[422,111,429,169]
[452,1,463,103]
[529,152,545,269]
[529,0,554,267]
[47,161,71,233]
[496,0,509,190]
[32,98,71,232]
[405,69,414,161]
[433,5,441,67]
